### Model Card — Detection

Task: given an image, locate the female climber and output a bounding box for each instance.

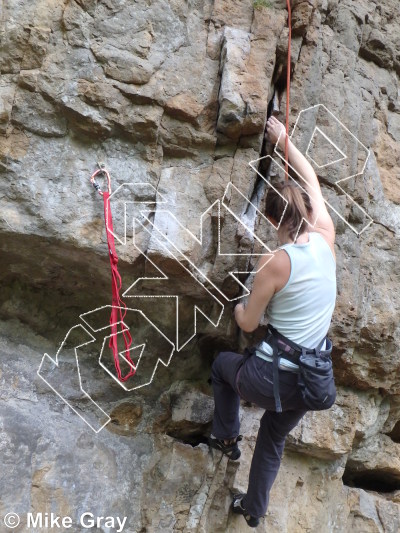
[208,115,337,528]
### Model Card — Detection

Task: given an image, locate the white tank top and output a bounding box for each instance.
[259,231,336,355]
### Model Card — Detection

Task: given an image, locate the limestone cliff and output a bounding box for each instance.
[1,0,400,531]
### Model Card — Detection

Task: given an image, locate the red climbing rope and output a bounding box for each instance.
[285,0,292,180]
[90,165,136,382]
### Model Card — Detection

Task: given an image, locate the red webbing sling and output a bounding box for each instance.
[90,166,136,382]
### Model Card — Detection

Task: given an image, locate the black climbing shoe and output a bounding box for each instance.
[231,493,260,528]
[208,434,242,460]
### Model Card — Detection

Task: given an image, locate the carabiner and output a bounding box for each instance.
[90,163,111,196]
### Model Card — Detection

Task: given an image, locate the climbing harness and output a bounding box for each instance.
[90,163,136,382]
[284,0,292,179]
[257,325,336,412]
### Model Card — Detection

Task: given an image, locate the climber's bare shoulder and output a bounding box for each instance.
[309,194,336,260]
[313,216,336,261]
[255,250,291,294]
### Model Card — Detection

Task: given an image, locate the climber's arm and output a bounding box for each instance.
[234,253,284,333]
[266,116,335,245]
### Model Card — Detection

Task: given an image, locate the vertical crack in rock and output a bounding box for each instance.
[196,454,230,532]
[240,28,295,264]
[241,89,279,263]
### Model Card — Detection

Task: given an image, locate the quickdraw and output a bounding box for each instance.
[90,163,136,382]
[90,163,111,196]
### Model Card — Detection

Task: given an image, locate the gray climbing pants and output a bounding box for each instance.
[211,350,309,519]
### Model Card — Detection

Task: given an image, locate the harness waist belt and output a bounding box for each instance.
[262,325,329,413]
[255,348,300,372]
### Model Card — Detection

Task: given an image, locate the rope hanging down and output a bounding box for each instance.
[90,165,136,382]
[284,0,292,179]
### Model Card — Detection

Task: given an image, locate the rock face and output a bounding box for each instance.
[0,0,400,532]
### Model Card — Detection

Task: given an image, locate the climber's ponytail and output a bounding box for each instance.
[265,182,312,241]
